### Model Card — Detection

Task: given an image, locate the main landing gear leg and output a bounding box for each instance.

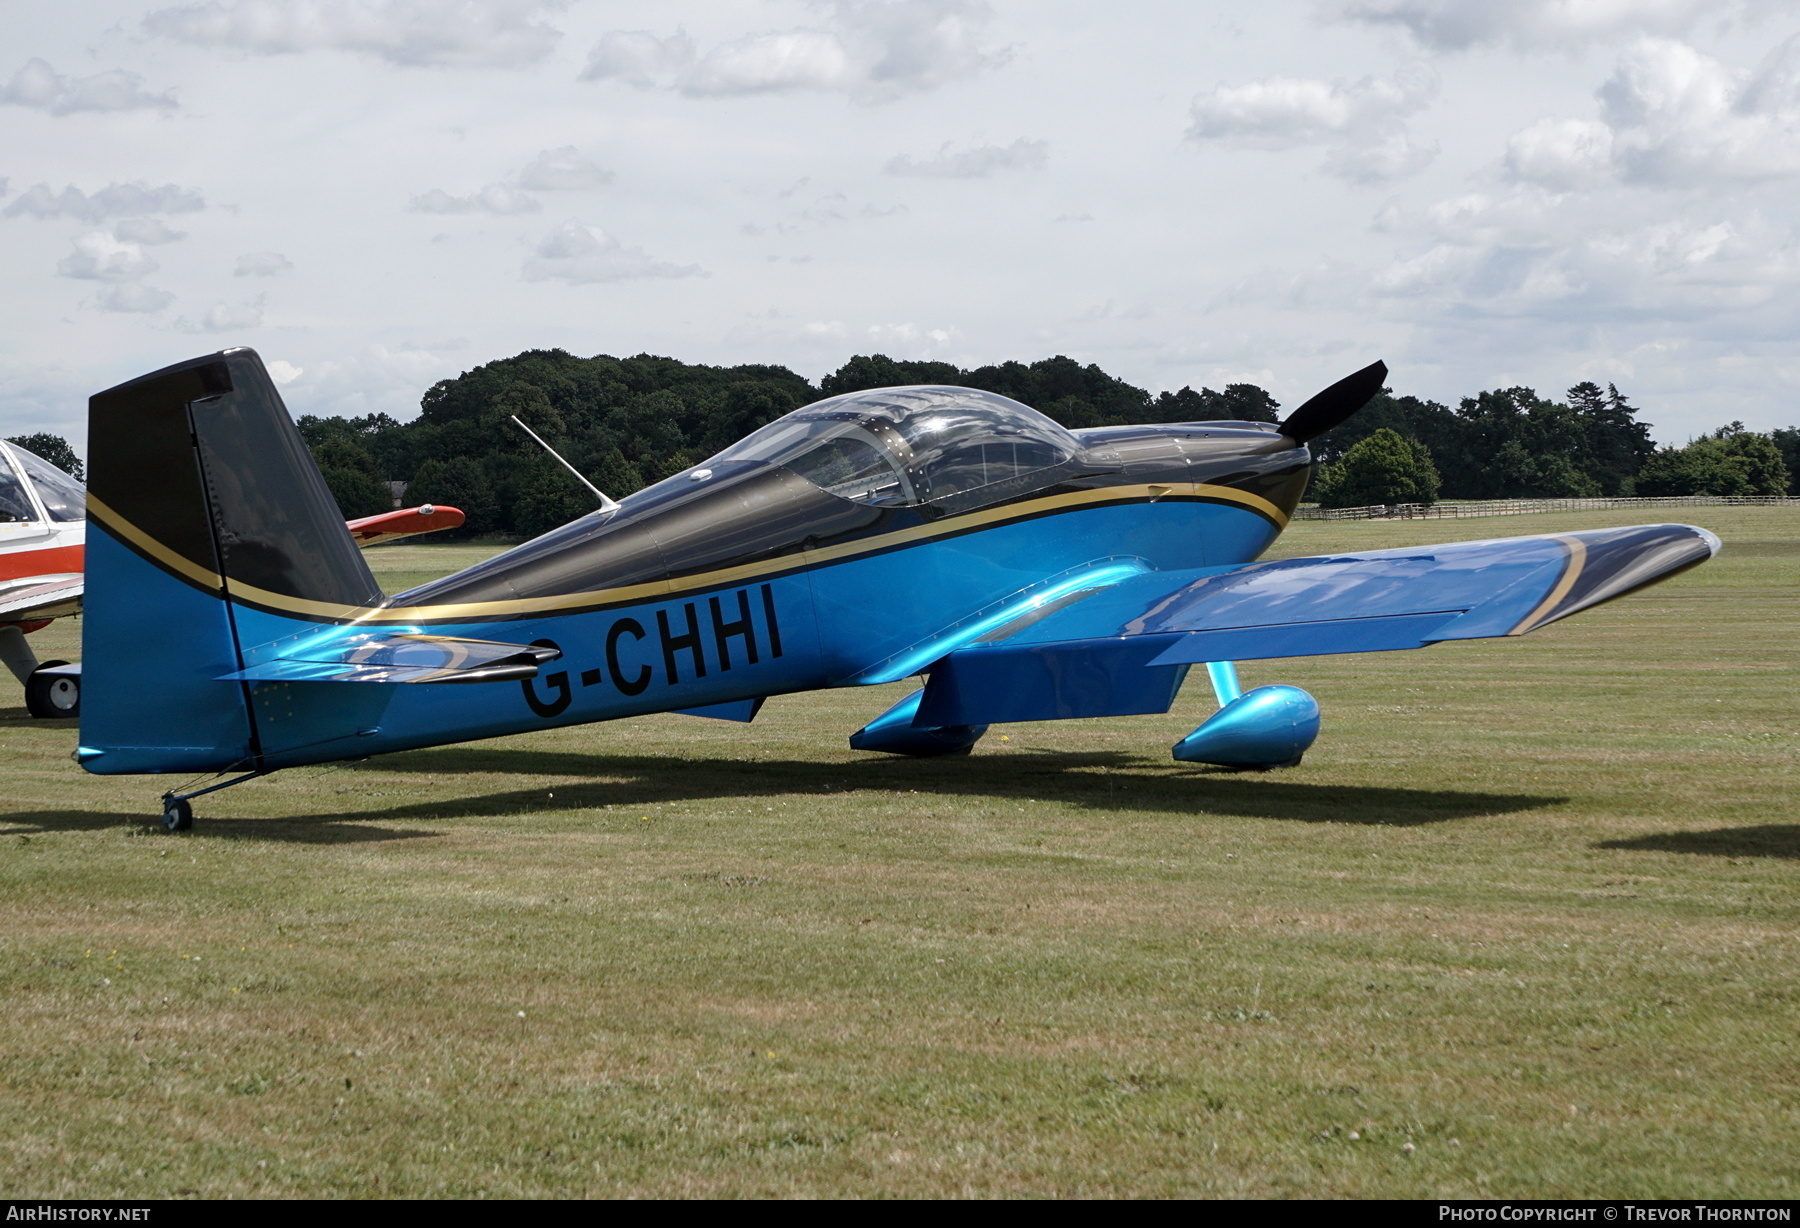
[159,770,269,833]
[0,624,39,685]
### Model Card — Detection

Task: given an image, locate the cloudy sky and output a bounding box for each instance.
[4,0,1799,449]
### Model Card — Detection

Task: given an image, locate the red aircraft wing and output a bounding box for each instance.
[344,504,466,548]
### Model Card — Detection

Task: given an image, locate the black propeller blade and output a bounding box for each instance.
[1276,360,1388,443]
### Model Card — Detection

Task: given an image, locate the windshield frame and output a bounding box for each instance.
[0,443,47,525]
[710,386,1078,513]
[7,441,85,522]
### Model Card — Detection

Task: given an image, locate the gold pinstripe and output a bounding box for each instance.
[88,480,1288,625]
[1507,534,1588,635]
[87,492,385,619]
[86,493,226,593]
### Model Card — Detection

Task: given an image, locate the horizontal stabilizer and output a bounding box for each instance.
[0,573,84,622]
[221,632,559,684]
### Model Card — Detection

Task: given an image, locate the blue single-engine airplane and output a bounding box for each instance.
[77,348,1717,831]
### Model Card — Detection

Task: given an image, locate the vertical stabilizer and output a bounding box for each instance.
[80,348,383,775]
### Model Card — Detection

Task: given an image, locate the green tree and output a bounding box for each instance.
[1316,385,1610,499]
[822,353,1166,428]
[1154,384,1281,423]
[297,413,412,482]
[310,435,391,519]
[6,433,83,481]
[405,457,499,535]
[819,353,959,396]
[1635,425,1791,497]
[1449,387,1600,498]
[694,381,800,454]
[1769,427,1800,494]
[1312,428,1440,508]
[1566,382,1655,495]
[587,447,643,502]
[512,460,595,539]
[1310,392,1461,472]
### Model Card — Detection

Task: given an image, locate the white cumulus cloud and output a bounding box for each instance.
[1188,68,1435,147]
[1506,38,1800,190]
[683,30,856,95]
[3,182,205,222]
[517,146,612,190]
[55,228,180,313]
[1505,118,1618,190]
[142,0,565,69]
[234,250,293,275]
[410,184,540,214]
[57,232,160,282]
[1333,0,1738,51]
[582,1,1005,101]
[1187,66,1439,183]
[885,137,1046,177]
[0,58,176,115]
[521,221,700,284]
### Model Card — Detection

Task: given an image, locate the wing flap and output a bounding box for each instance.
[1144,611,1463,666]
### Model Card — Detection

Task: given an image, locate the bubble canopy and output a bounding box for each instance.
[712,386,1079,510]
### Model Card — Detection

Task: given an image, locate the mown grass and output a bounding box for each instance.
[0,508,1795,1198]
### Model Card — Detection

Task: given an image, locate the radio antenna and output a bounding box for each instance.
[510,415,620,514]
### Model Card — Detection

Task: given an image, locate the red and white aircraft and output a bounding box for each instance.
[0,437,462,717]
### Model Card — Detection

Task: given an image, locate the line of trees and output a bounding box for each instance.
[1309,383,1793,508]
[6,352,1794,531]
[294,349,1291,538]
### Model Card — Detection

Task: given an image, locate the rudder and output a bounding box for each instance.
[79,348,383,775]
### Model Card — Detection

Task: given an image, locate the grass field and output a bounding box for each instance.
[1,508,1795,1198]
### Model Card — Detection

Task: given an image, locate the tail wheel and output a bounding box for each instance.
[160,797,194,833]
[25,661,79,719]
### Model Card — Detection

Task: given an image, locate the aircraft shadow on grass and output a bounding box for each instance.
[1,744,1564,843]
[0,708,74,727]
[0,808,440,845]
[333,744,1564,829]
[1596,826,1800,860]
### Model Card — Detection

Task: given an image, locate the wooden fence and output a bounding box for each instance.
[1292,495,1800,521]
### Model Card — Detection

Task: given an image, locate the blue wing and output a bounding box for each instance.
[915,523,1717,726]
